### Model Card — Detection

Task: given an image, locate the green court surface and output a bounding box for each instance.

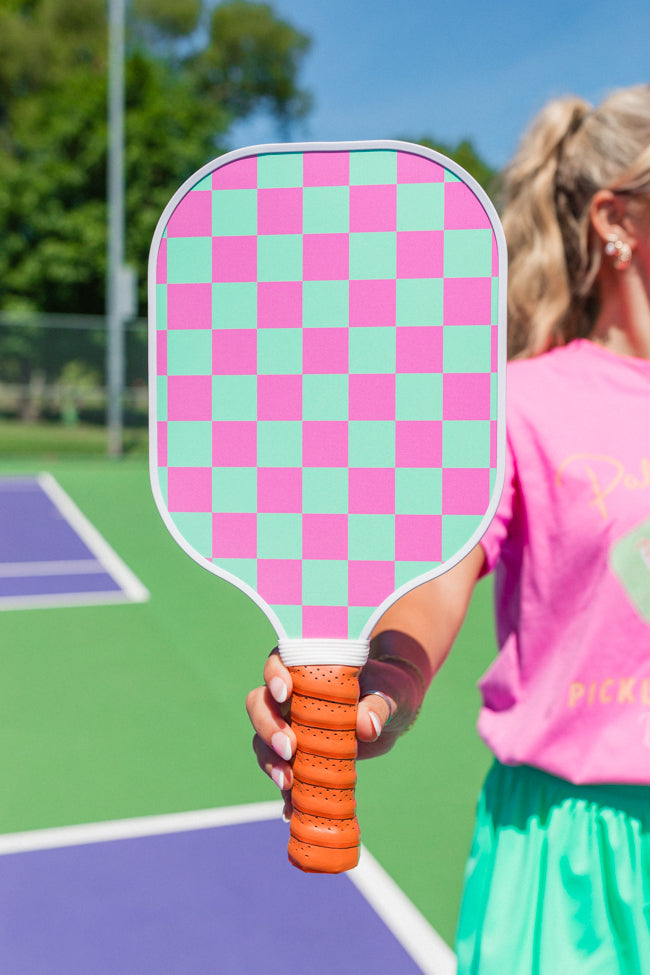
[0,455,496,946]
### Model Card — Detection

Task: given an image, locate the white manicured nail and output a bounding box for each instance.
[271,731,292,761]
[271,767,285,791]
[369,711,382,738]
[269,677,288,703]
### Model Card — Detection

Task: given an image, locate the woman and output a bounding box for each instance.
[246,85,650,972]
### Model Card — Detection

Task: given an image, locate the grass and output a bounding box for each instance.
[0,419,148,457]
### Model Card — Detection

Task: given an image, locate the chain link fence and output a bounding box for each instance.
[0,312,147,429]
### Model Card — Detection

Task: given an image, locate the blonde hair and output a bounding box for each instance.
[500,84,650,358]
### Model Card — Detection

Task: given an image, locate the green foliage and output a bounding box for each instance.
[131,0,202,41]
[58,359,103,389]
[0,71,109,313]
[0,313,106,387]
[192,1,312,135]
[0,0,106,118]
[0,0,312,316]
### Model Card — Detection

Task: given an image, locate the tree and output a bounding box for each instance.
[0,0,312,319]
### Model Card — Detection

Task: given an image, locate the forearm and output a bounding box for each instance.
[359,544,486,751]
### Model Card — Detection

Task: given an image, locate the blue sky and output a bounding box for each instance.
[229,0,650,171]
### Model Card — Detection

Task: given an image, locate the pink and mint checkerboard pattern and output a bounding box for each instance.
[151,145,503,640]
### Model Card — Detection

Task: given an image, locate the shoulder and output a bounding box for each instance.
[505,341,596,418]
[507,341,587,384]
[505,339,648,411]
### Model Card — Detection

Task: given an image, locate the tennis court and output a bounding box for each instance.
[0,457,496,971]
[0,473,149,609]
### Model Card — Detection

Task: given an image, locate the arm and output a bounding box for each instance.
[246,544,486,814]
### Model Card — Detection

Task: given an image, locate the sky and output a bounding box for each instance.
[228,0,650,172]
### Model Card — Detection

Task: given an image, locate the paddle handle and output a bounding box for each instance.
[286,663,362,873]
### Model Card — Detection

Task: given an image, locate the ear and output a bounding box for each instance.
[590,189,637,249]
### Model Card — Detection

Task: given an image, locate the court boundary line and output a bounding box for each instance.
[0,559,106,577]
[0,591,148,611]
[0,802,456,975]
[351,846,456,975]
[0,473,149,609]
[38,472,150,604]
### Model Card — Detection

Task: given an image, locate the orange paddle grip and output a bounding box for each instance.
[287,664,361,873]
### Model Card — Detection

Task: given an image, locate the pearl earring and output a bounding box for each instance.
[604,234,632,270]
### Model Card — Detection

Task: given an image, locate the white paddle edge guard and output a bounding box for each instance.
[278,638,369,668]
[148,138,508,645]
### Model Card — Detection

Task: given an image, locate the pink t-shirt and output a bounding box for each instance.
[478,339,650,784]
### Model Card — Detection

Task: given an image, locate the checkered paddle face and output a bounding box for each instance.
[151,144,504,640]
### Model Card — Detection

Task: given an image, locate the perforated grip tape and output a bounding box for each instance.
[287,664,361,873]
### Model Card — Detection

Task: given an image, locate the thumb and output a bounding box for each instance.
[357,690,394,742]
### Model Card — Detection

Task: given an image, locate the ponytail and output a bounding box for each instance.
[501,85,650,358]
[500,98,591,358]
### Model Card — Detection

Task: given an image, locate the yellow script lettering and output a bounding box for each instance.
[556,454,623,520]
[556,455,650,520]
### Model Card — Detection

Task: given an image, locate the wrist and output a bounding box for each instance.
[362,631,432,735]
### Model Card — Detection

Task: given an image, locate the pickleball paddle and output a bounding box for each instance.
[148,141,506,873]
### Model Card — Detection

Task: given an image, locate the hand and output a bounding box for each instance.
[246,650,296,820]
[246,650,395,819]
[246,549,483,818]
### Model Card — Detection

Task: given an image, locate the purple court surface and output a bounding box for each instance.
[0,803,455,975]
[0,474,148,610]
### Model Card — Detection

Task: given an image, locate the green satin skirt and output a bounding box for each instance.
[455,761,650,974]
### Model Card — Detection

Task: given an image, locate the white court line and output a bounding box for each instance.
[0,802,284,855]
[0,802,456,975]
[0,591,150,610]
[0,472,150,609]
[38,472,149,604]
[0,560,105,578]
[351,847,456,975]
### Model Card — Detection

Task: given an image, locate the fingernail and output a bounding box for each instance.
[369,711,382,738]
[269,676,288,703]
[282,806,291,824]
[271,767,285,791]
[271,731,292,761]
